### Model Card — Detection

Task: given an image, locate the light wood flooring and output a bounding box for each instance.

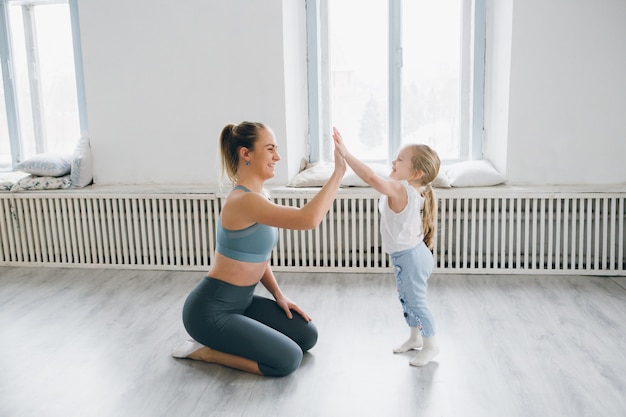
[1,266,625,417]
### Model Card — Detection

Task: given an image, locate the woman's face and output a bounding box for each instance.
[248,128,281,179]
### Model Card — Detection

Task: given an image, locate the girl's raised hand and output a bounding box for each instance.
[332,127,349,158]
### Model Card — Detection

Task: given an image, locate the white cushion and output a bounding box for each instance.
[432,169,451,188]
[0,180,14,191]
[287,161,334,187]
[0,171,29,191]
[10,175,71,192]
[15,153,72,177]
[70,133,93,188]
[289,160,454,188]
[341,163,390,187]
[446,160,505,187]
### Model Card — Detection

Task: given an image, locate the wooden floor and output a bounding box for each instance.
[0,267,625,417]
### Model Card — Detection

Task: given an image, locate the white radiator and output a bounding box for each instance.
[0,188,624,275]
[435,191,625,274]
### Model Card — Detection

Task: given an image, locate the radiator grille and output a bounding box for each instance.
[270,194,387,271]
[1,190,624,275]
[435,194,625,273]
[0,195,219,268]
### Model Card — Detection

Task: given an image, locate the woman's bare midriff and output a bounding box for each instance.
[207,252,268,286]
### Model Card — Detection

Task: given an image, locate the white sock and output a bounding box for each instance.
[409,336,439,366]
[171,339,204,359]
[393,327,423,353]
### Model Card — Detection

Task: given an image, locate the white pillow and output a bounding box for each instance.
[0,171,29,191]
[287,161,334,187]
[15,153,72,177]
[10,174,71,192]
[341,163,390,187]
[289,160,453,188]
[343,163,453,188]
[0,180,13,191]
[70,133,93,188]
[446,160,505,187]
[289,161,389,188]
[432,169,451,188]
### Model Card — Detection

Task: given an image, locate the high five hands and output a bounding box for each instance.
[332,127,349,159]
[333,127,347,173]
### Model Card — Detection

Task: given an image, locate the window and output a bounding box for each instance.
[0,0,86,171]
[307,0,485,163]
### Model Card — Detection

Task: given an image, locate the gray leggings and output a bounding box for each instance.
[182,276,318,377]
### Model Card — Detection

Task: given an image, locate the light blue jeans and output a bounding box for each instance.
[390,242,436,337]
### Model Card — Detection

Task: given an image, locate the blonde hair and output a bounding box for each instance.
[405,144,441,249]
[219,121,267,184]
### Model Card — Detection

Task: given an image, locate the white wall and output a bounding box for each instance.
[483,0,512,176]
[78,0,626,187]
[78,0,307,186]
[484,0,626,185]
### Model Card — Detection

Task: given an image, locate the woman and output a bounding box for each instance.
[172,121,345,376]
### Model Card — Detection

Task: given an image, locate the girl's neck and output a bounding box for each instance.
[407,179,424,188]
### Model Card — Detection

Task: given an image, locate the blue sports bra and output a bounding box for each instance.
[216,186,278,263]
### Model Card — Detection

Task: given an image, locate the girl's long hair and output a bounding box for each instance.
[407,144,441,249]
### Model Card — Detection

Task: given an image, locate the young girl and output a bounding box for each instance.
[333,127,441,367]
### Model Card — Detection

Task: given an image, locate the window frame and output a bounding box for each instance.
[0,0,87,170]
[306,0,486,164]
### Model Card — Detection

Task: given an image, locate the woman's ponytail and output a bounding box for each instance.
[218,121,266,184]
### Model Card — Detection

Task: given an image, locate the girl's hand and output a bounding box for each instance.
[332,127,349,158]
[276,296,312,322]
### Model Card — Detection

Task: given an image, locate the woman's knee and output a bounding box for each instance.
[297,321,318,352]
[260,344,303,377]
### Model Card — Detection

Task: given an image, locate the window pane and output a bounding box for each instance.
[36,3,80,154]
[329,0,388,162]
[8,1,79,159]
[401,0,462,160]
[0,65,11,170]
[8,4,36,157]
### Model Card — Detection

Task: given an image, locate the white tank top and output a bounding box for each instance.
[378,180,425,254]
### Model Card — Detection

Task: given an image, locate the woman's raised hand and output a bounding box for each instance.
[332,127,349,158]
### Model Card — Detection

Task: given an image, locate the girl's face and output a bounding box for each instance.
[390,147,422,182]
[248,128,281,179]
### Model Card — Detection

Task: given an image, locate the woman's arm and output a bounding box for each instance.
[238,145,346,231]
[294,146,345,228]
[260,264,311,321]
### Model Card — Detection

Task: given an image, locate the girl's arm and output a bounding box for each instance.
[333,127,405,202]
